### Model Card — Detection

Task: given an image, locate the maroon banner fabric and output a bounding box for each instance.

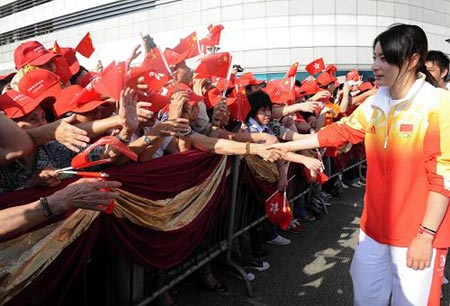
[4,219,101,306]
[0,151,231,305]
[101,163,231,269]
[106,150,225,200]
[241,162,277,205]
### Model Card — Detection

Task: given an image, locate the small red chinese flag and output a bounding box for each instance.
[92,61,127,101]
[199,24,224,47]
[49,41,73,83]
[52,41,62,55]
[76,32,95,58]
[173,32,200,59]
[263,78,295,105]
[285,62,299,78]
[305,58,325,75]
[215,74,236,92]
[53,57,73,83]
[226,92,250,122]
[69,81,102,105]
[194,52,231,79]
[163,48,190,66]
[141,47,171,76]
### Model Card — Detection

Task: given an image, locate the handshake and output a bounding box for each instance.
[256,142,324,172]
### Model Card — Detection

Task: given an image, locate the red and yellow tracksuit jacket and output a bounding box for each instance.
[318,75,450,247]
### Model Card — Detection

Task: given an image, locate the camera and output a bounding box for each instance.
[233,64,244,73]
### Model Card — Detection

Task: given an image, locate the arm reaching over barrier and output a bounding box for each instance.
[0,178,122,241]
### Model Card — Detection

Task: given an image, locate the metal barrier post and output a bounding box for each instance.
[225,156,253,296]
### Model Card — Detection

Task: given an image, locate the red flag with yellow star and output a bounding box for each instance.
[285,62,298,78]
[194,52,231,78]
[92,61,127,101]
[52,41,62,55]
[50,41,73,83]
[76,32,95,58]
[226,92,251,122]
[263,77,296,105]
[173,32,200,59]
[142,47,171,76]
[163,48,190,67]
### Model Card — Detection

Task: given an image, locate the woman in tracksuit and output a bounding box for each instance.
[269,24,450,306]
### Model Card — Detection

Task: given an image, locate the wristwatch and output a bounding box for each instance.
[143,135,152,144]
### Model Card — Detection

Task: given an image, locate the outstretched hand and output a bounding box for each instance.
[55,115,90,152]
[49,178,122,212]
[118,87,139,137]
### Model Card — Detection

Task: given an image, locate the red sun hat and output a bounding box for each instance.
[18,68,62,104]
[298,81,320,96]
[53,85,108,117]
[14,41,59,70]
[346,69,360,82]
[0,89,42,119]
[358,82,373,93]
[316,72,336,87]
[326,64,337,76]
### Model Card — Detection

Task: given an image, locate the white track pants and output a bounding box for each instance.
[350,230,446,306]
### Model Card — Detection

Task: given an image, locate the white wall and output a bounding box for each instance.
[1,0,450,74]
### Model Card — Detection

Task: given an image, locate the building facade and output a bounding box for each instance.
[1,0,450,76]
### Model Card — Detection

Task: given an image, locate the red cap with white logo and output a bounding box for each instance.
[0,89,42,119]
[17,68,62,104]
[14,41,59,70]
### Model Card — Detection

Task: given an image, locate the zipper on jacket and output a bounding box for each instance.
[384,104,397,150]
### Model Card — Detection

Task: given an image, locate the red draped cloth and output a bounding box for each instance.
[1,151,231,306]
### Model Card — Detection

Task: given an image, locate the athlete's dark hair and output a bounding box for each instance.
[373,24,436,86]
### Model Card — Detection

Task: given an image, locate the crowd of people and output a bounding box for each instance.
[1,22,450,306]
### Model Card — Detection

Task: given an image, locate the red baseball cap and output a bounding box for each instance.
[236,72,264,87]
[346,69,360,82]
[326,64,337,76]
[14,41,59,70]
[298,81,320,96]
[316,72,336,87]
[0,89,43,119]
[53,85,107,117]
[18,69,62,104]
[358,82,373,93]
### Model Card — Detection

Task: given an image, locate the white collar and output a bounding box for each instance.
[369,73,426,115]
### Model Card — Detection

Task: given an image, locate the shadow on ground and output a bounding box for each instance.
[171,187,365,306]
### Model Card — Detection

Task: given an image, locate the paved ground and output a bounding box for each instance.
[174,187,364,306]
[171,186,450,306]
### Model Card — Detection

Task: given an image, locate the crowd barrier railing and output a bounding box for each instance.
[0,150,367,306]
